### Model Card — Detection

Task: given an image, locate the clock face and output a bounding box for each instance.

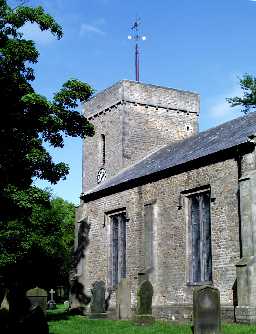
[97,168,106,184]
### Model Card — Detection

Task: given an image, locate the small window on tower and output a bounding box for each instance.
[101,134,106,165]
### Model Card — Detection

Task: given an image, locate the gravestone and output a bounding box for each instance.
[26,287,47,315]
[47,300,56,310]
[134,279,154,325]
[193,285,221,334]
[116,278,131,319]
[0,289,9,311]
[0,287,9,334]
[64,300,70,309]
[90,280,107,319]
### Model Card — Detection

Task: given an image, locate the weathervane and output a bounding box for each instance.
[128,17,146,82]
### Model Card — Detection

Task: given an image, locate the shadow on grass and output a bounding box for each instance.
[47,310,71,322]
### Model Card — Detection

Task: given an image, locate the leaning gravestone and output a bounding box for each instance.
[26,287,47,315]
[90,280,107,319]
[193,285,221,334]
[116,278,131,320]
[134,279,154,325]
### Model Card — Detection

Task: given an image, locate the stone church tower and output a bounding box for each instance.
[72,80,200,314]
[82,80,199,192]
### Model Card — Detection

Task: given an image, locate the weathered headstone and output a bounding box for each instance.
[193,285,221,334]
[134,279,154,325]
[47,300,56,310]
[90,280,107,319]
[0,289,9,311]
[26,287,47,315]
[0,287,9,334]
[116,278,131,319]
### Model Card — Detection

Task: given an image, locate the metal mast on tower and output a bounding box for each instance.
[128,18,146,82]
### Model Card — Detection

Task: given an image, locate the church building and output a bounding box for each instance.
[73,80,256,323]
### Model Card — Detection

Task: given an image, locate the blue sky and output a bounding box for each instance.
[19,0,256,204]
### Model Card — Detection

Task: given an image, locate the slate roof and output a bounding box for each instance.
[83,112,256,199]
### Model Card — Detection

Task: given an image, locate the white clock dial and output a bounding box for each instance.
[97,168,106,184]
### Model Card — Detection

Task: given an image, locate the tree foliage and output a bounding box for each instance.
[227,74,256,114]
[0,0,94,220]
[0,192,76,289]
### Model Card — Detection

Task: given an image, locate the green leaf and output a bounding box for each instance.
[227,73,256,114]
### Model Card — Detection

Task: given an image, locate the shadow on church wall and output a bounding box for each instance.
[70,218,91,310]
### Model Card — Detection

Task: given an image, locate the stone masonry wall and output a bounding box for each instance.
[83,80,199,192]
[122,103,198,166]
[77,157,240,320]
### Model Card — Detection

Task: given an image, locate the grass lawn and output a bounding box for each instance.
[48,305,256,334]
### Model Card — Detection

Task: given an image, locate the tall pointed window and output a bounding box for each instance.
[188,191,212,283]
[111,212,126,286]
[100,134,106,165]
[144,203,154,270]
